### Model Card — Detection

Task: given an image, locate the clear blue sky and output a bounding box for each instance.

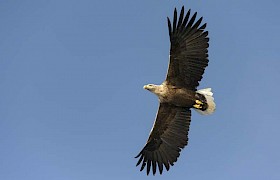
[1,0,280,179]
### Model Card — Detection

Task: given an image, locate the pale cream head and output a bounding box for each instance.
[143,84,157,92]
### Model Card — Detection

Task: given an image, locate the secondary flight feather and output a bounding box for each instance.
[135,6,216,175]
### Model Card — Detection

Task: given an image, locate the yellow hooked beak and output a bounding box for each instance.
[143,85,148,90]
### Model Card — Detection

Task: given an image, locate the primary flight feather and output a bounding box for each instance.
[135,6,216,175]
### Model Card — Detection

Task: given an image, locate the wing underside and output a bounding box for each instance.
[135,103,191,175]
[166,6,209,90]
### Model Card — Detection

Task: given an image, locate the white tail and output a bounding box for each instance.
[195,88,216,115]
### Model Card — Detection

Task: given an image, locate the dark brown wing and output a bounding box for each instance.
[135,103,191,175]
[166,6,209,90]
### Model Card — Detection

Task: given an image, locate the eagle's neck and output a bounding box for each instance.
[152,84,168,100]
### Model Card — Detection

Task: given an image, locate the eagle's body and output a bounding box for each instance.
[135,6,216,175]
[144,83,196,107]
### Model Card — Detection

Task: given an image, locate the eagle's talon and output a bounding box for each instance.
[193,104,202,109]
[195,100,203,105]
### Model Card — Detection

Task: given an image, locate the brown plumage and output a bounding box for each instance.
[166,7,209,89]
[135,6,215,175]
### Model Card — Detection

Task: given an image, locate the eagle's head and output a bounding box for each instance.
[143,83,166,101]
[143,84,157,92]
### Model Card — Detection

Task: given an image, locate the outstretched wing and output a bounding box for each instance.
[135,103,191,175]
[166,6,209,90]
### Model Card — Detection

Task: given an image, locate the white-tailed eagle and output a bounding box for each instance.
[135,6,216,175]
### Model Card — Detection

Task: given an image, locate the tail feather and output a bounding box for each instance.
[195,88,216,115]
